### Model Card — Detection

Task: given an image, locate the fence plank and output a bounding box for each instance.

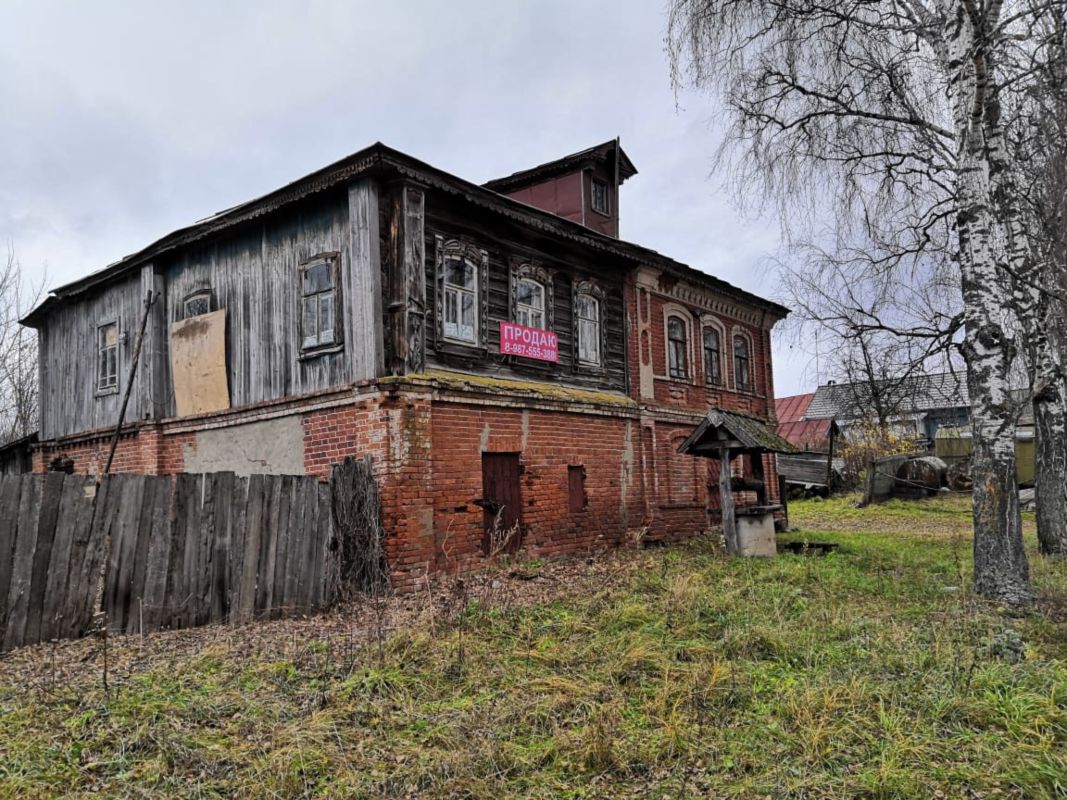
[140,477,174,634]
[282,478,308,614]
[125,477,160,635]
[169,473,197,630]
[238,474,265,624]
[314,481,333,609]
[295,478,320,612]
[209,472,234,625]
[0,476,25,635]
[25,472,66,645]
[4,476,42,650]
[193,473,216,627]
[227,476,249,625]
[41,475,85,641]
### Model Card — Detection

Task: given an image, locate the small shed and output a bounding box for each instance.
[678,408,798,555]
[0,432,37,476]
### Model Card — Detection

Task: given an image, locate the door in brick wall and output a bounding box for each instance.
[481,453,523,556]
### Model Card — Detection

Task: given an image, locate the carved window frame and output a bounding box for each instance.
[702,316,727,387]
[573,279,606,371]
[299,251,344,357]
[510,261,554,331]
[660,303,694,384]
[434,236,489,351]
[732,327,755,393]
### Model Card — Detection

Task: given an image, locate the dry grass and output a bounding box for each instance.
[1,494,1065,799]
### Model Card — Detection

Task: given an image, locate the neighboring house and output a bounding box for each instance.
[774,393,840,492]
[775,392,833,452]
[20,140,788,589]
[803,371,971,444]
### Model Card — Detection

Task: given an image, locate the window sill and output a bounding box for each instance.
[95,387,119,399]
[299,344,344,361]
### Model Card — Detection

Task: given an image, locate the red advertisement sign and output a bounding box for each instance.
[499,321,559,363]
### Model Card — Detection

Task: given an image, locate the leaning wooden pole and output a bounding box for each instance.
[90,289,157,674]
[102,290,157,477]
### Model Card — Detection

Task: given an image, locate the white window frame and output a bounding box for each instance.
[442,254,480,344]
[575,283,603,367]
[515,277,546,329]
[96,320,119,395]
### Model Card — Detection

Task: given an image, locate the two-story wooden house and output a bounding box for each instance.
[22,140,787,588]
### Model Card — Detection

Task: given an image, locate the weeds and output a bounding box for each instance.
[0,494,1064,799]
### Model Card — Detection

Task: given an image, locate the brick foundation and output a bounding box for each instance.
[32,377,779,592]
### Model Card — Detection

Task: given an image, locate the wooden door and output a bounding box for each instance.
[481,453,522,556]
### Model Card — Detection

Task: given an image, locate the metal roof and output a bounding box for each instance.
[482,139,638,193]
[678,407,800,456]
[805,371,970,420]
[21,142,788,327]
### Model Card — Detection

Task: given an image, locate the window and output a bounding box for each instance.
[568,465,587,512]
[734,334,751,390]
[591,179,610,214]
[516,278,546,329]
[301,257,338,352]
[443,255,479,343]
[97,322,119,393]
[576,292,601,365]
[183,291,211,319]
[703,327,722,385]
[667,316,688,380]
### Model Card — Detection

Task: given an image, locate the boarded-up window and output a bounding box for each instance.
[568,465,587,511]
[301,256,340,352]
[97,322,118,393]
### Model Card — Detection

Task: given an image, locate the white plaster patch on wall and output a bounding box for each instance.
[182,415,307,476]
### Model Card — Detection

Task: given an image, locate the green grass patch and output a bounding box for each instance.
[0,494,1064,798]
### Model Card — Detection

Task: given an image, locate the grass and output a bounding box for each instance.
[1,494,1065,798]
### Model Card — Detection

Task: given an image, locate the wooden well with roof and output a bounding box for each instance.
[677,407,799,555]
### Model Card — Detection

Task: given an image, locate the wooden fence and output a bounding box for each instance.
[0,471,340,652]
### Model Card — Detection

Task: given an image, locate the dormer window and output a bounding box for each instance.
[591,179,610,215]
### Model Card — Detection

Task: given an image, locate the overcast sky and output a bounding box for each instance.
[1,1,818,394]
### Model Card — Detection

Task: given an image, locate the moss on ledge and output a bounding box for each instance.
[380,370,636,408]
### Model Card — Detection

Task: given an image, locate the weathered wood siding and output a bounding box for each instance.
[38,274,145,439]
[403,189,628,392]
[163,183,382,415]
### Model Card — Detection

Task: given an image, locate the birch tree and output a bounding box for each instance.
[667,0,1063,601]
[0,249,42,444]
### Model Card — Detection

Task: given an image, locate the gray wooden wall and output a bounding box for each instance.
[37,180,383,440]
[38,273,146,440]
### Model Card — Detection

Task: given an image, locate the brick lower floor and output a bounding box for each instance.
[33,375,779,591]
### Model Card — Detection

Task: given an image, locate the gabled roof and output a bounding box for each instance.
[805,371,970,420]
[678,407,800,456]
[22,141,787,327]
[482,139,637,193]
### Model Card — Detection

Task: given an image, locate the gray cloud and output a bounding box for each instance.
[0,0,816,393]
